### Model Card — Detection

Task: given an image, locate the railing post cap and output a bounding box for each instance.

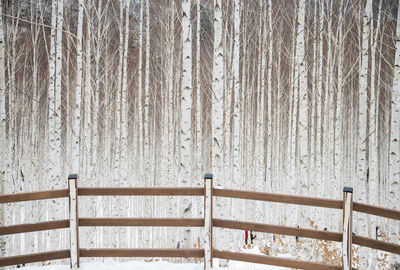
[68,174,78,180]
[204,173,213,179]
[343,187,353,193]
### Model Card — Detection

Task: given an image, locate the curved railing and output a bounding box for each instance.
[0,173,399,269]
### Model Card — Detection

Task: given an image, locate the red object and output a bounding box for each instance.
[245,230,248,241]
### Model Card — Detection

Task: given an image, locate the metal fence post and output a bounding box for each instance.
[342,187,353,270]
[203,173,213,270]
[68,174,79,268]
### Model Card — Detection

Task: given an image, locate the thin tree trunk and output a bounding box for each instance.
[46,0,57,252]
[389,0,400,249]
[296,0,308,227]
[181,0,192,248]
[266,0,273,192]
[232,0,240,221]
[335,0,344,195]
[144,0,150,247]
[0,0,7,233]
[212,0,224,246]
[73,0,84,174]
[368,1,383,248]
[358,0,372,266]
[288,1,298,230]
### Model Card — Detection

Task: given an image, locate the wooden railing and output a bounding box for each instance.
[0,173,399,269]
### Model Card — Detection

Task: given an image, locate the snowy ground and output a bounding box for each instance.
[19,247,291,270]
[19,260,289,270]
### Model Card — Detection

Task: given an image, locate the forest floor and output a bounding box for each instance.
[19,247,291,270]
[19,260,289,270]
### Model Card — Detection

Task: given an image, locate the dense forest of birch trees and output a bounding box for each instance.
[0,0,399,268]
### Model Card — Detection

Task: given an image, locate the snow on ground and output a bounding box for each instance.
[19,247,291,270]
[19,260,290,270]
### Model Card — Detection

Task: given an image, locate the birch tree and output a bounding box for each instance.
[232,0,240,222]
[389,0,400,249]
[144,0,150,160]
[196,0,201,185]
[335,0,344,191]
[121,0,130,185]
[0,0,6,235]
[212,0,224,179]
[181,0,192,248]
[296,0,308,226]
[73,0,84,174]
[358,0,372,201]
[357,0,372,265]
[212,0,224,252]
[266,0,273,189]
[46,0,63,251]
[144,0,151,247]
[47,0,57,196]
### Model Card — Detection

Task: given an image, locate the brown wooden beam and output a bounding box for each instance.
[78,187,204,196]
[213,189,343,209]
[353,235,400,255]
[213,219,342,242]
[213,250,341,270]
[79,218,204,227]
[80,248,204,258]
[0,250,70,267]
[353,202,400,221]
[0,189,69,203]
[0,220,69,235]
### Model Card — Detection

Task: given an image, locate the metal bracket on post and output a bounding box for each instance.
[203,173,213,270]
[342,187,353,270]
[68,174,79,268]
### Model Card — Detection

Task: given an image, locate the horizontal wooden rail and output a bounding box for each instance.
[79,218,204,227]
[78,187,204,196]
[213,250,342,270]
[353,235,400,255]
[0,250,70,267]
[213,189,343,209]
[0,189,69,203]
[353,202,400,221]
[80,248,204,258]
[213,219,342,242]
[0,220,69,236]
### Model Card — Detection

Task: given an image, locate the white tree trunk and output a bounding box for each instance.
[144,0,151,247]
[212,0,224,178]
[389,0,400,255]
[46,0,63,251]
[357,0,372,266]
[121,0,130,247]
[368,2,383,264]
[47,0,57,194]
[266,0,273,192]
[46,1,57,252]
[145,0,150,156]
[137,0,144,175]
[196,0,202,181]
[232,0,241,222]
[296,0,308,226]
[212,0,224,253]
[335,0,344,195]
[323,2,333,228]
[317,2,324,196]
[181,0,192,248]
[0,0,7,230]
[73,0,84,174]
[288,1,299,231]
[83,10,92,184]
[255,1,267,236]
